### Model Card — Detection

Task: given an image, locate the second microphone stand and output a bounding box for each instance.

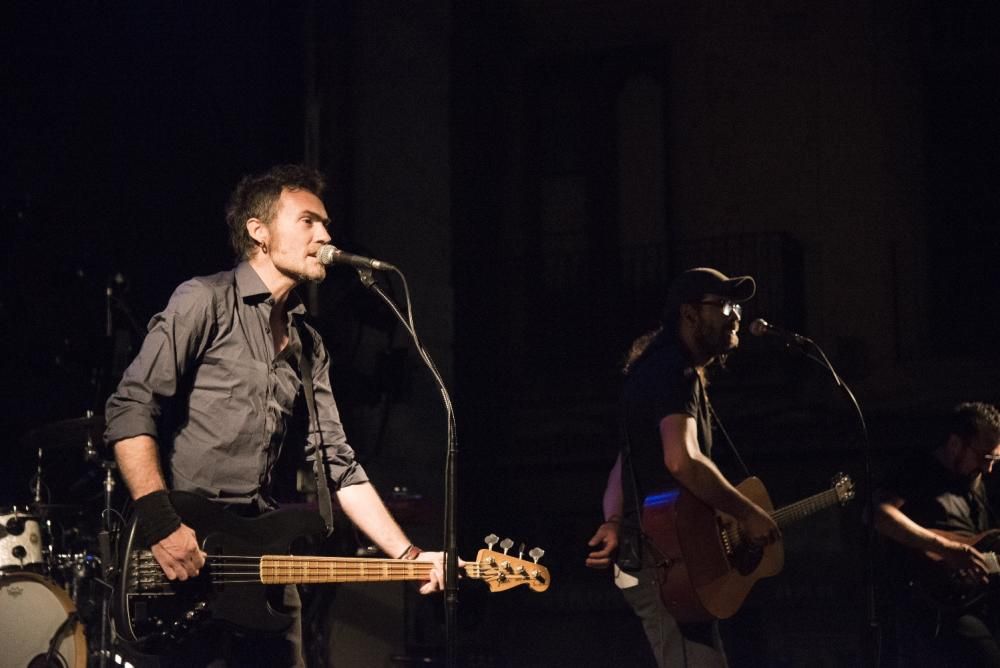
[779,333,878,667]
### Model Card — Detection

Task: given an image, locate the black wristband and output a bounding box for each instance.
[133,490,182,547]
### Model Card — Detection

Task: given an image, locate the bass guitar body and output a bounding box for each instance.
[113,492,326,651]
[904,528,1000,614]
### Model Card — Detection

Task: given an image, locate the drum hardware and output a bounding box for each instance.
[35,446,44,505]
[18,410,121,668]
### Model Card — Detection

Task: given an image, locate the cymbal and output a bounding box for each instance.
[22,414,105,451]
[31,503,85,515]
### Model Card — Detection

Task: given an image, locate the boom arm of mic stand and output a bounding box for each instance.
[354,267,460,668]
[798,336,878,666]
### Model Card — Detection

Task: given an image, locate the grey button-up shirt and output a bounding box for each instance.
[105,262,368,507]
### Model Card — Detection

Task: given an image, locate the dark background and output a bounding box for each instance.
[3,1,1000,666]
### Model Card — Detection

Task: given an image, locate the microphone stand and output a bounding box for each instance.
[354,267,460,667]
[784,336,878,667]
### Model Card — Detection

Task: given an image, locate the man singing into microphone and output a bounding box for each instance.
[586,267,779,667]
[105,164,445,666]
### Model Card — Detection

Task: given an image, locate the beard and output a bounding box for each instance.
[693,319,739,358]
[271,240,327,284]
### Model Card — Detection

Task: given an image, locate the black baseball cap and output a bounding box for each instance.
[662,267,756,322]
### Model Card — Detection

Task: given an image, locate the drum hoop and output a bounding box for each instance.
[0,571,87,667]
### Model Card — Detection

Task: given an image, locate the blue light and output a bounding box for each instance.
[644,490,680,508]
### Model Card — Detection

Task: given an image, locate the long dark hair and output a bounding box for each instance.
[622,326,663,375]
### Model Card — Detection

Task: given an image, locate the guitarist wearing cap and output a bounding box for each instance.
[586,267,779,668]
[874,402,1000,667]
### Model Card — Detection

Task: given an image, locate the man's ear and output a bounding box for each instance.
[679,303,698,325]
[246,217,267,246]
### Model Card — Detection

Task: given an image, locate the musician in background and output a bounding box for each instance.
[874,401,1000,667]
[586,267,779,667]
[105,164,444,666]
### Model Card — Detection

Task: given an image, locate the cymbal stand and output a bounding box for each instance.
[76,408,114,667]
[34,447,44,505]
[96,460,117,668]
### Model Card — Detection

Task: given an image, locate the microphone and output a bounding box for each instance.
[749,318,810,346]
[317,244,396,271]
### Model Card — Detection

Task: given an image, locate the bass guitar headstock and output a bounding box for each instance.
[472,534,550,593]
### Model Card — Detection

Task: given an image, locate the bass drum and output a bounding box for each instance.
[0,572,87,668]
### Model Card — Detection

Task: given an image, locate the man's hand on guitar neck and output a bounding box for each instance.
[413,550,446,594]
[938,539,991,585]
[151,523,207,581]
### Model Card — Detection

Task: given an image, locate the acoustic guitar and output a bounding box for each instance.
[641,473,855,622]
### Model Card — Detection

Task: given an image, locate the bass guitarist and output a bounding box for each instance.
[104,165,445,667]
[586,267,779,667]
[874,401,1000,667]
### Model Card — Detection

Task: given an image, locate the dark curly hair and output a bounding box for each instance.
[225,164,327,261]
[948,402,1000,447]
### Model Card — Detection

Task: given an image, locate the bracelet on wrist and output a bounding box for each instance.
[397,544,423,560]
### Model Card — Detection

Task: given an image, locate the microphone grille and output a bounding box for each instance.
[317,244,338,266]
[748,318,769,337]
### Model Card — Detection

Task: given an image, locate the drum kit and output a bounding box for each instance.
[2,411,120,668]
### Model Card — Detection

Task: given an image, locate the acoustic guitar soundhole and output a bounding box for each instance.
[730,541,763,576]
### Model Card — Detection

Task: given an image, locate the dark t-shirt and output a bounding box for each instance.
[883,451,993,537]
[619,334,713,543]
[880,451,999,618]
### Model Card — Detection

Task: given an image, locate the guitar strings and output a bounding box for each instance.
[136,558,503,585]
[770,489,839,524]
[714,489,842,547]
[134,552,546,587]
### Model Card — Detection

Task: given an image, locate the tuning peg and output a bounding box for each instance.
[518,542,525,559]
[500,538,514,555]
[529,547,545,563]
[484,533,499,550]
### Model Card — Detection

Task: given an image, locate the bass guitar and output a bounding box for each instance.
[113,491,549,651]
[641,473,854,622]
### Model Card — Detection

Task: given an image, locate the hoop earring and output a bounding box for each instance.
[260,241,268,255]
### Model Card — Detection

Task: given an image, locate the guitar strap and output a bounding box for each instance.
[703,388,752,480]
[296,316,335,535]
